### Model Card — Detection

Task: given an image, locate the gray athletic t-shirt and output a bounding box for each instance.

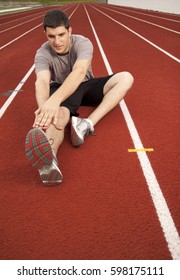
[34,34,94,84]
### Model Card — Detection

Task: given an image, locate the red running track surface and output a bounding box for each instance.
[0,3,180,260]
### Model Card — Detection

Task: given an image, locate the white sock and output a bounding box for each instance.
[86,118,94,131]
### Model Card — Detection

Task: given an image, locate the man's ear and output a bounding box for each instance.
[68,27,72,37]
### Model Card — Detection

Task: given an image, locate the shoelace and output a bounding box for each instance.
[49,138,54,146]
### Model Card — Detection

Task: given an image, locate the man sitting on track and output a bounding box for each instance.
[25,9,134,186]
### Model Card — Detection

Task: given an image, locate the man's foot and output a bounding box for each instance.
[25,128,62,186]
[38,152,62,186]
[71,116,94,146]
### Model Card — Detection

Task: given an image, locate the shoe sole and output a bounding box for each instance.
[71,116,84,146]
[39,161,63,187]
[25,128,53,169]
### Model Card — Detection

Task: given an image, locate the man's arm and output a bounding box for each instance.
[33,69,51,128]
[52,59,91,104]
[35,70,51,107]
[33,59,91,129]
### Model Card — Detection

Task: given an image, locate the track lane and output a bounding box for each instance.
[0,20,43,47]
[89,4,180,59]
[97,4,180,33]
[85,3,180,249]
[0,12,45,33]
[106,4,180,21]
[0,5,72,25]
[0,24,44,107]
[0,10,46,28]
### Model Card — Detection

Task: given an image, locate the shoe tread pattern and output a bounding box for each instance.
[40,167,62,186]
[25,128,53,169]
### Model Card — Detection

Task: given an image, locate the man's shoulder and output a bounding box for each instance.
[36,42,52,56]
[71,34,93,53]
[72,34,92,45]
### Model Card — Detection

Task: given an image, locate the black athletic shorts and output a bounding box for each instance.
[50,74,114,116]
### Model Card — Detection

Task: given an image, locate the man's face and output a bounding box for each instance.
[45,26,72,54]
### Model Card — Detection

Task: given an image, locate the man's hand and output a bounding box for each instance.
[33,97,60,130]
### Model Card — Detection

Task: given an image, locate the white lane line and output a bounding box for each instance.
[0,65,35,118]
[101,6,180,34]
[0,14,44,33]
[108,4,180,23]
[0,10,44,26]
[90,5,180,63]
[120,100,180,260]
[0,23,42,49]
[84,4,180,260]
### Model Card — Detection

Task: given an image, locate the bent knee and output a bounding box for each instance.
[118,71,134,89]
[124,71,134,84]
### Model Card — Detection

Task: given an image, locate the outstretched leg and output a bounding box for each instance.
[25,106,70,186]
[46,106,70,155]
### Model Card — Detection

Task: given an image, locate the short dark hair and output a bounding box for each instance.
[43,9,70,31]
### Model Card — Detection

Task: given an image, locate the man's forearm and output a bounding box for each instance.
[35,79,50,107]
[51,65,88,104]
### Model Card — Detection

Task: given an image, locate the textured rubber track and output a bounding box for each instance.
[1,3,179,260]
[25,128,53,169]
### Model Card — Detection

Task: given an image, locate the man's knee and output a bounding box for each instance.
[57,106,70,129]
[116,71,134,89]
[104,72,134,95]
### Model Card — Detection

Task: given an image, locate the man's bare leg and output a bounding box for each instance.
[25,106,70,185]
[88,72,134,126]
[71,72,134,146]
[45,106,70,155]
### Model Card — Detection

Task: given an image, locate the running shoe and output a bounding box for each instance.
[25,128,62,186]
[71,116,94,146]
[38,151,62,186]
